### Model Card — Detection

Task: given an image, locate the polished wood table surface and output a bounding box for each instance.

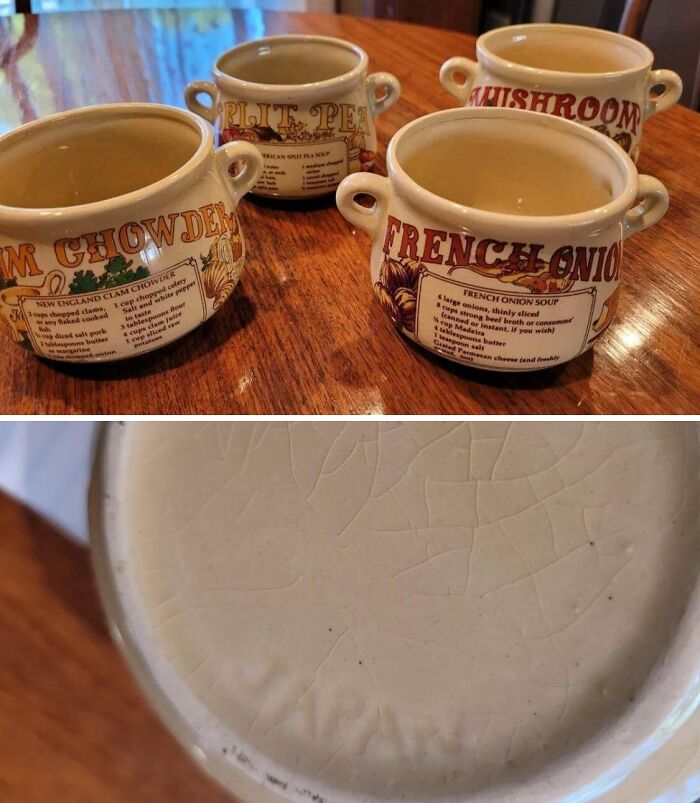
[0,491,228,803]
[0,10,698,414]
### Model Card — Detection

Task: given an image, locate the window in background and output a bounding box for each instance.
[27,0,333,14]
[0,422,96,543]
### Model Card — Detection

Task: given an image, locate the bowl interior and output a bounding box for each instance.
[484,27,647,74]
[0,110,200,209]
[219,39,360,86]
[93,422,700,803]
[394,115,625,217]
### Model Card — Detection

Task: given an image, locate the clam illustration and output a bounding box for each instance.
[202,234,240,309]
[229,213,244,263]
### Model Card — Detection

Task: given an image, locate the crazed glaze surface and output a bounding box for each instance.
[100,423,700,802]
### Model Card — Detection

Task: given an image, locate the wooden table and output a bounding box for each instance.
[0,10,698,414]
[0,491,228,803]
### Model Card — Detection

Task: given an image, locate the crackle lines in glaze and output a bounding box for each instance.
[112,423,699,802]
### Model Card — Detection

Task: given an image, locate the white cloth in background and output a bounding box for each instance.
[0,422,98,544]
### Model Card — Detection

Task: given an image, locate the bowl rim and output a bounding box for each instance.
[0,103,212,224]
[212,34,369,100]
[475,23,654,85]
[386,106,639,235]
[88,421,700,803]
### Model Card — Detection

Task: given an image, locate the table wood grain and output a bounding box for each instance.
[0,491,229,803]
[0,9,698,414]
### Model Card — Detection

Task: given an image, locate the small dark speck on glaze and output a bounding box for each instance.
[295,789,326,803]
[267,775,288,789]
[236,751,254,769]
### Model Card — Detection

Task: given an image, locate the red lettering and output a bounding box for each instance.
[549,246,573,278]
[551,93,576,120]
[592,247,607,281]
[573,247,595,281]
[383,215,402,253]
[446,233,475,267]
[510,88,528,109]
[421,228,447,264]
[578,96,600,121]
[490,86,508,107]
[618,100,641,135]
[601,98,620,125]
[604,242,621,281]
[529,91,554,113]
[398,223,420,260]
[477,86,492,107]
[506,242,545,273]
[527,244,545,272]
[475,239,506,268]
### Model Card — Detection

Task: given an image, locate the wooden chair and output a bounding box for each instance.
[356,0,482,35]
[618,0,699,109]
[619,0,653,37]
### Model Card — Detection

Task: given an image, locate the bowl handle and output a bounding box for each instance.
[336,172,392,240]
[366,72,401,119]
[644,69,683,119]
[185,80,218,124]
[215,141,264,203]
[623,175,669,238]
[440,57,479,105]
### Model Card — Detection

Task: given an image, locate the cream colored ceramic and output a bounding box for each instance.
[440,23,682,162]
[185,35,400,199]
[0,103,262,362]
[336,107,668,372]
[90,421,700,803]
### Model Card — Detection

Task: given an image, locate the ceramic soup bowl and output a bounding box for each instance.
[440,23,682,162]
[0,103,262,362]
[336,107,668,372]
[185,35,400,199]
[90,421,700,803]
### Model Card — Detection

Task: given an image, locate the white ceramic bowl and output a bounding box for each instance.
[89,422,700,803]
[0,104,262,362]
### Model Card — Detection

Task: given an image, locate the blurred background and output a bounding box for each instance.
[0,422,94,543]
[0,0,697,109]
